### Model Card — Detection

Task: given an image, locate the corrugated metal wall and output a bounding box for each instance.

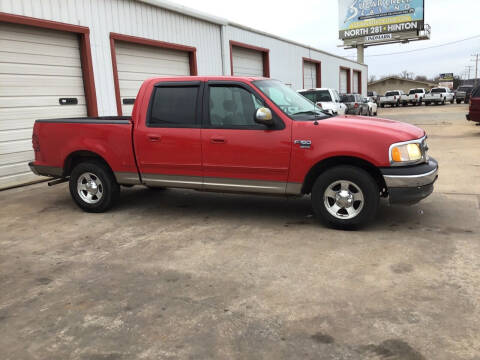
[0,0,223,116]
[227,25,367,93]
[0,0,367,116]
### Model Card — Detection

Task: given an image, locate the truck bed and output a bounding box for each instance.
[31,116,139,180]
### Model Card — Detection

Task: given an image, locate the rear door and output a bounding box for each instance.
[201,81,291,194]
[134,81,203,188]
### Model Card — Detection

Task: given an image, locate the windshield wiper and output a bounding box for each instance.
[292,110,323,116]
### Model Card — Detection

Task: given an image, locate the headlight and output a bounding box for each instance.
[389,137,427,166]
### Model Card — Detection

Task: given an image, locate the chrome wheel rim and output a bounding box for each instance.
[324,180,364,220]
[77,172,103,204]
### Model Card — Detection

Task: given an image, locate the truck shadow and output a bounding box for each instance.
[109,186,451,232]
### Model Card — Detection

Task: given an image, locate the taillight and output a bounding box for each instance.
[394,96,397,100]
[415,94,418,99]
[354,103,359,108]
[32,133,40,152]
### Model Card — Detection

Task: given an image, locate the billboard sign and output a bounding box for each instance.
[339,0,425,40]
[439,73,454,90]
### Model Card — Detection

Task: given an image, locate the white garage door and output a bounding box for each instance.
[353,72,359,93]
[115,41,191,116]
[340,69,348,94]
[231,46,264,77]
[303,61,317,89]
[0,23,87,190]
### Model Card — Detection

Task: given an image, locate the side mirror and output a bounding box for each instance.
[255,107,274,126]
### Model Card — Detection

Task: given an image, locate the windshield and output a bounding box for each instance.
[254,80,330,120]
[431,88,446,93]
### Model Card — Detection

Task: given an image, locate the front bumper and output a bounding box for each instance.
[380,158,439,205]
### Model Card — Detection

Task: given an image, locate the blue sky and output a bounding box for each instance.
[169,0,480,80]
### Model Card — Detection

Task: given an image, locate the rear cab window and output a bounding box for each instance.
[431,88,446,93]
[385,91,399,97]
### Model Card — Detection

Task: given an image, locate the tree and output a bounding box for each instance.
[400,70,414,80]
[415,75,429,82]
[368,75,377,83]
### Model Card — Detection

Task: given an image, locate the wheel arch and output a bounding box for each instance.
[63,150,114,178]
[302,156,387,195]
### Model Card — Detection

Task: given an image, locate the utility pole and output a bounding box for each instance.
[465,65,473,80]
[472,54,479,86]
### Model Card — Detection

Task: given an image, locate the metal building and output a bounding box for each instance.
[0,0,367,189]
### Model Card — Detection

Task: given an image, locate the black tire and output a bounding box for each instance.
[425,101,430,106]
[456,99,462,104]
[381,104,385,108]
[69,161,120,213]
[450,98,455,104]
[311,165,380,230]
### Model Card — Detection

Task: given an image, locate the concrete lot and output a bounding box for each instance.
[1,104,479,360]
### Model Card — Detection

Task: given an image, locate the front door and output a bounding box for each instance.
[201,82,291,194]
[134,82,203,188]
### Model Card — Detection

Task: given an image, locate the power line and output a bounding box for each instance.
[359,34,480,58]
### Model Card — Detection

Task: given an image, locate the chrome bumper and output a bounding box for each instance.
[383,162,438,188]
[381,158,439,204]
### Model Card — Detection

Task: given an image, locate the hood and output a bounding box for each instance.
[322,115,425,143]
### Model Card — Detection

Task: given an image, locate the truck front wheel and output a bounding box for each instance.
[69,161,120,213]
[311,166,380,229]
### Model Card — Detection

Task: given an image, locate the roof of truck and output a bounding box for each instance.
[145,76,269,83]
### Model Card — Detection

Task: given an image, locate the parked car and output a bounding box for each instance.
[380,90,404,107]
[367,91,379,104]
[424,87,455,105]
[466,85,480,124]
[455,85,474,104]
[365,97,378,116]
[405,88,427,106]
[29,76,438,229]
[341,94,369,115]
[298,88,346,115]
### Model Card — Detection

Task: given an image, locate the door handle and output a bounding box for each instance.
[210,138,226,144]
[148,135,162,142]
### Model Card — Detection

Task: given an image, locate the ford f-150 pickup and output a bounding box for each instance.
[29,76,439,229]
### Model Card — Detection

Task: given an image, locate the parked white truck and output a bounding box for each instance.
[424,87,455,105]
[402,88,427,106]
[380,90,404,108]
[298,88,347,115]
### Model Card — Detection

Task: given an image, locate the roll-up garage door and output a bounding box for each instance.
[339,69,348,94]
[231,46,264,77]
[303,61,317,89]
[0,23,88,190]
[114,41,191,116]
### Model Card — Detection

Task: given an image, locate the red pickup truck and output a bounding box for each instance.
[466,86,480,124]
[30,77,438,229]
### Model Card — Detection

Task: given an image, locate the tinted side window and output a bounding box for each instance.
[472,86,480,98]
[149,86,199,127]
[208,86,264,129]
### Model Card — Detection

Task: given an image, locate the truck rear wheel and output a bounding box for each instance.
[311,165,380,229]
[69,161,120,213]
